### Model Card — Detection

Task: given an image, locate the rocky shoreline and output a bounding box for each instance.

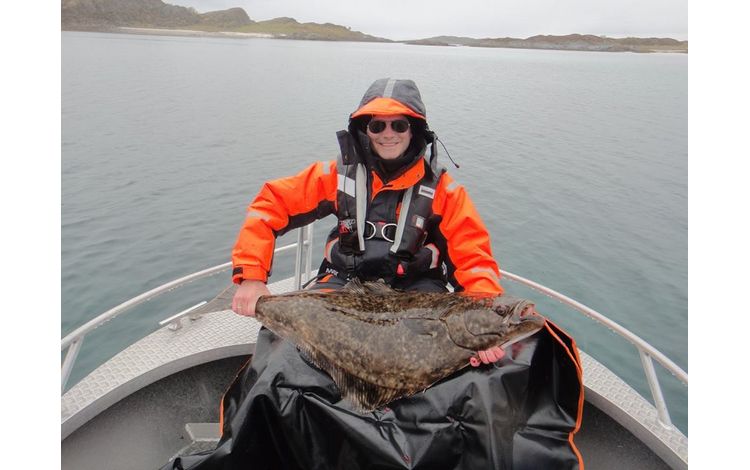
[404,34,687,53]
[61,0,687,53]
[117,27,273,38]
[70,26,688,54]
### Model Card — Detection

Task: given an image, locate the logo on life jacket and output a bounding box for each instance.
[418,185,436,199]
[338,218,356,234]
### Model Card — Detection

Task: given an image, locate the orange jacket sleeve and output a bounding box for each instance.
[231,160,337,284]
[432,172,503,294]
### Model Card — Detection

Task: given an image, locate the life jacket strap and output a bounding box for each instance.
[390,185,413,254]
[355,162,367,252]
[336,131,367,256]
[390,150,444,258]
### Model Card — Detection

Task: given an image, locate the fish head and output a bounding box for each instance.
[452,295,546,350]
[444,294,545,351]
[488,296,546,344]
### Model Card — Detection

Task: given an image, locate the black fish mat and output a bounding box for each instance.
[163,321,584,470]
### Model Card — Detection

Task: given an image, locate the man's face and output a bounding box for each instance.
[366,114,412,160]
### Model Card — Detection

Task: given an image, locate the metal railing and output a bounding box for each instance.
[60,225,315,392]
[499,271,687,429]
[62,222,687,428]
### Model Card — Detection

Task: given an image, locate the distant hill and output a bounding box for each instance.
[61,0,225,29]
[405,34,687,53]
[235,17,390,42]
[196,8,253,29]
[61,0,389,42]
[61,1,685,52]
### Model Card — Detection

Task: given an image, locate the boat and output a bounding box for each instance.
[61,224,688,469]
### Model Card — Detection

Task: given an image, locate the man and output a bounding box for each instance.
[231,78,504,365]
[163,80,583,470]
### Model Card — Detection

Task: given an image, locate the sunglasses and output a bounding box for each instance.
[367,119,411,134]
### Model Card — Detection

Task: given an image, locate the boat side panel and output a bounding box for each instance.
[577,402,671,469]
[580,351,688,469]
[61,356,249,470]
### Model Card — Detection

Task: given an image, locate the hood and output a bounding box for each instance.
[350,78,427,121]
[347,78,438,181]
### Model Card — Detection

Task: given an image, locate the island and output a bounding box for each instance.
[62,0,687,53]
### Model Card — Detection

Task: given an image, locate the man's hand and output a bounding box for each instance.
[469,346,505,367]
[232,280,271,317]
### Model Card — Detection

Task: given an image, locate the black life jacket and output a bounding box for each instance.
[322,130,445,282]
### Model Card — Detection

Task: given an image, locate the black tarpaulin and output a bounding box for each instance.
[164,321,583,470]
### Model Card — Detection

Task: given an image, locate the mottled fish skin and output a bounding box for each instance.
[254,279,546,412]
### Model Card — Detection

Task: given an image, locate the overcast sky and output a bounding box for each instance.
[167,0,688,40]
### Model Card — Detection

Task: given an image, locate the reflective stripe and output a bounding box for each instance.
[470,267,500,282]
[338,174,356,197]
[355,163,367,251]
[321,161,331,175]
[383,78,397,98]
[390,185,413,254]
[426,243,439,269]
[246,210,270,221]
[446,180,460,192]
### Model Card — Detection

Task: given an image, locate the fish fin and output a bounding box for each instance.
[341,277,366,294]
[334,368,405,412]
[362,280,397,295]
[342,278,396,295]
[298,344,405,412]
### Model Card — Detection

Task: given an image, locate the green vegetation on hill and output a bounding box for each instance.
[195,7,254,29]
[406,33,687,53]
[242,18,388,41]
[61,0,388,42]
[188,16,389,41]
[62,0,196,29]
[61,0,685,52]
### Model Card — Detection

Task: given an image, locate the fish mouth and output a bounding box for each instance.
[495,303,546,348]
[499,299,544,326]
[513,307,545,325]
[511,315,546,337]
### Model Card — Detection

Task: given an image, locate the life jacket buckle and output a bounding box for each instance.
[364,221,397,243]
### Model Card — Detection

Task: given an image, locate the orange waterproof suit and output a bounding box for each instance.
[231,157,502,293]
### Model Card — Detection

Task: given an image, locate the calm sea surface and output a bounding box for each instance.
[62,32,688,432]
